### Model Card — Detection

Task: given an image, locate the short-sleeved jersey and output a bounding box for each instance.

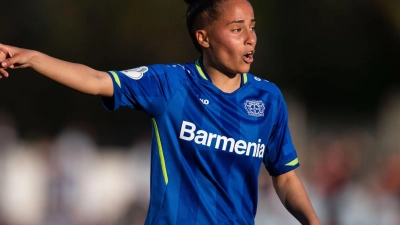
[102,58,299,225]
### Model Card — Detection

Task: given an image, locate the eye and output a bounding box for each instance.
[232,28,242,33]
[250,26,256,31]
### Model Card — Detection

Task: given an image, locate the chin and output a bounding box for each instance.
[225,63,251,75]
[239,65,251,73]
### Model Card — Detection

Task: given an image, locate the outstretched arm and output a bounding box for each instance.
[272,170,320,225]
[0,43,113,97]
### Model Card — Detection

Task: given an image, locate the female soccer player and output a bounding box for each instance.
[0,0,320,224]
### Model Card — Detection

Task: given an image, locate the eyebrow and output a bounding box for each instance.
[227,19,256,25]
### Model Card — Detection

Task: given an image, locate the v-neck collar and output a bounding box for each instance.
[194,57,248,86]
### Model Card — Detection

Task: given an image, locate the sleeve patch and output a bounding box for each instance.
[121,66,148,80]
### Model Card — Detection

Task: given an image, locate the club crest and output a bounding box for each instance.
[244,100,265,117]
[121,66,148,80]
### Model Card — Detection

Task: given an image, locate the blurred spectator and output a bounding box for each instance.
[334,151,400,225]
[120,133,152,225]
[0,141,48,225]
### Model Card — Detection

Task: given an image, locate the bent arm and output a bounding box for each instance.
[0,44,113,97]
[272,170,320,225]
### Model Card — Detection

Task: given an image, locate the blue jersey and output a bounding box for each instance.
[102,58,299,225]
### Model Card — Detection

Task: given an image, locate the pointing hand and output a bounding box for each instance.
[0,44,36,78]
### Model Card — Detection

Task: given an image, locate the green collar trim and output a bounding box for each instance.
[195,59,208,80]
[195,59,248,84]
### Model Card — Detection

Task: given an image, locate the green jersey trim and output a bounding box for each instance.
[109,71,121,88]
[152,118,169,184]
[195,60,208,80]
[195,59,248,84]
[285,158,299,166]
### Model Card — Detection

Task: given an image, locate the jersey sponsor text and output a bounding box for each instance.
[180,121,265,158]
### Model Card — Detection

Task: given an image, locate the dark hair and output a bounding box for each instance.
[184,0,227,53]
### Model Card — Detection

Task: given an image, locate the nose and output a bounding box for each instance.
[245,29,256,46]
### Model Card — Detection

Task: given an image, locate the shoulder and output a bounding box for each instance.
[246,72,284,101]
[118,62,194,78]
[147,62,195,75]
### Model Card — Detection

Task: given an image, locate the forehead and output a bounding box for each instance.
[217,0,254,23]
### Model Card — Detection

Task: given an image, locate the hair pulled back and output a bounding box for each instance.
[184,0,227,53]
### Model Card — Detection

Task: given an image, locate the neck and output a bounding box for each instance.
[202,59,242,93]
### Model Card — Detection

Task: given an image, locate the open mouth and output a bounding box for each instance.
[243,51,254,63]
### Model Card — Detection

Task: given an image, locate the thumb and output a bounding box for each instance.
[0,45,33,69]
[1,54,19,69]
[0,44,12,65]
[0,45,19,69]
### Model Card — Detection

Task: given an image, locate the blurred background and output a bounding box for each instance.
[0,0,399,224]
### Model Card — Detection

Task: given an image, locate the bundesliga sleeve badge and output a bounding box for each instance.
[121,66,148,80]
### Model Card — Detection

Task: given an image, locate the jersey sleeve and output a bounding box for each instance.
[102,64,184,117]
[263,90,299,176]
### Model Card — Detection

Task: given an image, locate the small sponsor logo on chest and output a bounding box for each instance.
[199,98,209,105]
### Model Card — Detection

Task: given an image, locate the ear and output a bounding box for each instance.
[196,30,210,48]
